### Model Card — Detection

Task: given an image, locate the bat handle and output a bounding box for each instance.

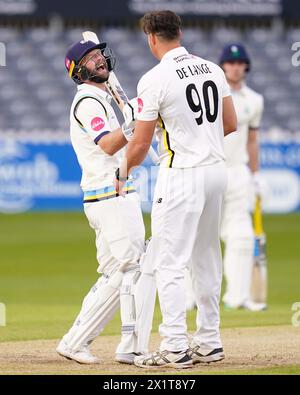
[254,196,263,235]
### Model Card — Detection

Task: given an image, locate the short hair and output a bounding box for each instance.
[140,10,181,41]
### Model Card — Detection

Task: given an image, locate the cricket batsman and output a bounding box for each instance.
[56,38,146,364]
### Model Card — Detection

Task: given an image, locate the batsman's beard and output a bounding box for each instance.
[89,74,109,83]
[86,63,109,83]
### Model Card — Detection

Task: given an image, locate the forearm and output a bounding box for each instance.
[247,129,259,173]
[115,119,156,191]
[223,96,237,136]
[121,141,150,178]
[98,128,127,155]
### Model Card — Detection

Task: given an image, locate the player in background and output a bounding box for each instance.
[220,44,266,311]
[115,10,237,368]
[57,39,145,364]
[186,44,266,312]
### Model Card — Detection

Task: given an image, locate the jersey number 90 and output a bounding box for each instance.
[185,81,218,125]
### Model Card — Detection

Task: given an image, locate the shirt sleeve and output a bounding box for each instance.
[250,95,264,129]
[75,98,111,144]
[136,73,160,121]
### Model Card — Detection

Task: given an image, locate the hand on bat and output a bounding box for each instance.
[122,97,140,129]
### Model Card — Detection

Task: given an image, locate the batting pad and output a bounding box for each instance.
[65,270,123,352]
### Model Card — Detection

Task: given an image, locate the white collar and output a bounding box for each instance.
[160,46,188,62]
[231,82,247,96]
[77,83,112,103]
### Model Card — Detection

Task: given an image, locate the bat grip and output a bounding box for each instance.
[254,196,263,235]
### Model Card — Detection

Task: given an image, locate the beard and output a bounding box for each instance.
[88,61,109,83]
[89,74,109,83]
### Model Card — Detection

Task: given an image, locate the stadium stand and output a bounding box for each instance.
[0,25,299,133]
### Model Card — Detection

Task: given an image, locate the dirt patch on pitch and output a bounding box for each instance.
[0,326,300,375]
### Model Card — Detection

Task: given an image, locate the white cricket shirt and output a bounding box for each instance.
[224,84,264,167]
[70,83,122,191]
[137,46,231,168]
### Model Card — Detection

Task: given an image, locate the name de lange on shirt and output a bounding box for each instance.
[176,63,212,80]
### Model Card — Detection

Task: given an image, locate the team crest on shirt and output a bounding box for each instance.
[91,117,105,131]
[137,98,143,113]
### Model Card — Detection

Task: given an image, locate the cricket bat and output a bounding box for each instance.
[82,31,160,165]
[250,196,268,303]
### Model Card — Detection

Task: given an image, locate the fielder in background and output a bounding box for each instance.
[185,44,267,312]
[57,39,146,364]
[115,10,237,369]
[220,44,266,311]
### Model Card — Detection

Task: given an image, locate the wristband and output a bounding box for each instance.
[121,123,134,141]
[115,168,128,182]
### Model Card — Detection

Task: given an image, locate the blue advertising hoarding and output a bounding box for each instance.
[0,135,300,214]
[0,136,82,213]
[260,142,300,213]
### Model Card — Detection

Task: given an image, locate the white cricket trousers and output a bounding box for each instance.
[151,161,227,352]
[63,192,145,354]
[221,164,254,307]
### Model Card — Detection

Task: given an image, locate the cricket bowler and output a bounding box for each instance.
[115,10,237,368]
[56,38,146,364]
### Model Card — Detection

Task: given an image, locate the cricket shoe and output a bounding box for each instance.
[134,349,193,369]
[56,340,100,364]
[242,300,267,311]
[115,352,142,365]
[224,301,267,311]
[187,343,225,364]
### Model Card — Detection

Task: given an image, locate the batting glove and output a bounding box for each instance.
[252,172,265,197]
[121,123,134,141]
[122,97,139,130]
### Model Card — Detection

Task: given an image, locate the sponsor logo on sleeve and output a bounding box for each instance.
[91,117,105,132]
[137,98,143,113]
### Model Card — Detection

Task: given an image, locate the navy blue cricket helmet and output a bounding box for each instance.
[219,43,251,72]
[65,40,115,84]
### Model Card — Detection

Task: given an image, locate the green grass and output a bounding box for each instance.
[0,212,300,342]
